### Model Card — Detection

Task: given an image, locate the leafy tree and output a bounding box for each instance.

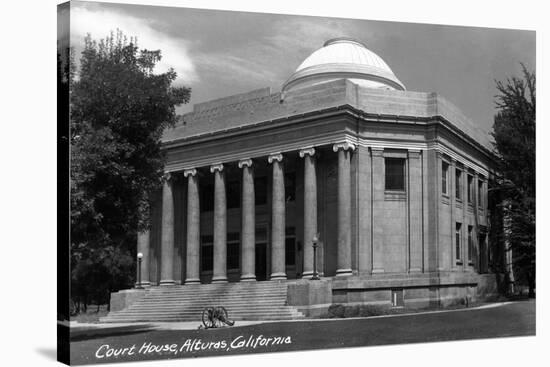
[490,64,535,297]
[70,30,190,310]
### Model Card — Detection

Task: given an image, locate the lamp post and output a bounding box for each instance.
[136,252,144,289]
[311,235,320,280]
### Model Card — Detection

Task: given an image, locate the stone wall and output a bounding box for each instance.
[110,289,147,312]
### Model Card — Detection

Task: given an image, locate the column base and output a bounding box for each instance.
[240,274,256,281]
[211,276,228,283]
[301,271,314,279]
[270,272,287,280]
[159,279,176,286]
[134,281,151,288]
[335,268,353,276]
[184,278,201,285]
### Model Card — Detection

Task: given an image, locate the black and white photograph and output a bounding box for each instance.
[3,0,544,366]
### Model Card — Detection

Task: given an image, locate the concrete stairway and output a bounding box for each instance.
[100,281,304,323]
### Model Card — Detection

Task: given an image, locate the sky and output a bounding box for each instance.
[69,0,536,136]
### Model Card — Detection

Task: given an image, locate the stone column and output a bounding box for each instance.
[371,148,385,273]
[269,153,286,280]
[211,163,228,283]
[333,142,355,276]
[299,147,317,278]
[473,171,479,271]
[436,152,444,271]
[184,168,200,284]
[136,230,151,287]
[408,150,423,273]
[159,173,175,286]
[450,159,457,268]
[239,158,256,281]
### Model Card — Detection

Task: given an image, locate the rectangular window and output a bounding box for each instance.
[478,180,483,208]
[227,232,240,269]
[227,180,240,209]
[385,158,406,191]
[455,223,462,261]
[391,289,404,307]
[285,172,296,202]
[254,176,267,205]
[468,225,473,262]
[442,161,449,195]
[455,169,462,200]
[200,235,213,272]
[285,227,296,266]
[467,175,473,204]
[200,184,214,212]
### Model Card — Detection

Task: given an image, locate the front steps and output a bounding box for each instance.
[101,281,304,323]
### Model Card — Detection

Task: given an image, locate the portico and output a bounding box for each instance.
[140,140,356,285]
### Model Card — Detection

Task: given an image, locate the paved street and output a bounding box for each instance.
[70,300,535,365]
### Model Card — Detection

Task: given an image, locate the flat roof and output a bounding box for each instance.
[162,79,493,151]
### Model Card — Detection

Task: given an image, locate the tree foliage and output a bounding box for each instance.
[490,64,535,296]
[70,30,190,309]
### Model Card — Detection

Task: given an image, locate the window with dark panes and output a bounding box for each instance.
[227,232,240,269]
[467,175,473,204]
[455,169,462,200]
[200,184,214,212]
[468,225,473,262]
[441,161,449,195]
[255,176,267,205]
[285,227,296,266]
[285,172,296,202]
[227,180,240,209]
[455,223,462,261]
[385,158,406,191]
[200,235,213,271]
[478,180,483,207]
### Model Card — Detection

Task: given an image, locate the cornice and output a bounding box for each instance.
[162,104,495,164]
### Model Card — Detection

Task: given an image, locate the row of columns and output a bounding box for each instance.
[138,142,356,285]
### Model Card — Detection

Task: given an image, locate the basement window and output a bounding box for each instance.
[391,289,404,307]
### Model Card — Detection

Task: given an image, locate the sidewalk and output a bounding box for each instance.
[65,301,516,338]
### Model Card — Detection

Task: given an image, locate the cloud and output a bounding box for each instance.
[70,3,198,84]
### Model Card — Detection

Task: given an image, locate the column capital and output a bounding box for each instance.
[238,158,253,169]
[450,158,458,166]
[210,163,224,173]
[183,168,197,177]
[299,147,316,158]
[162,172,172,182]
[333,142,355,152]
[268,153,283,164]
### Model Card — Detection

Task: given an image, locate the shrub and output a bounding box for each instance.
[327,304,345,318]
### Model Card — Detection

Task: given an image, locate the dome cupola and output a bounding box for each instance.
[282,37,405,93]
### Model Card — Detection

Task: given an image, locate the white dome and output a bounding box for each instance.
[282,37,405,93]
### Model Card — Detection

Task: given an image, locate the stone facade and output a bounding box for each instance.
[131,39,499,311]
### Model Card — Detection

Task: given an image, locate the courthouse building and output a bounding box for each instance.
[123,38,499,316]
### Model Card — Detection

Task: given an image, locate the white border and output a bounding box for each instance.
[0,1,544,367]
